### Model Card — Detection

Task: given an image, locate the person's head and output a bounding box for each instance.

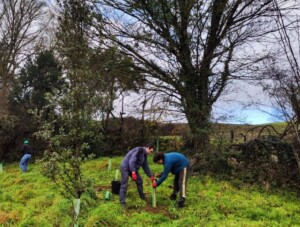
[153,152,164,164]
[24,140,29,145]
[145,143,154,155]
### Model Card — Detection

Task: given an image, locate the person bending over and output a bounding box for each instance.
[153,151,190,208]
[119,144,156,206]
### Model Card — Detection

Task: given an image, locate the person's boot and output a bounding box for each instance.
[178,197,185,208]
[169,193,177,200]
[120,203,128,211]
[139,192,145,200]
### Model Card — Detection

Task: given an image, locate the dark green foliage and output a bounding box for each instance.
[188,123,300,191]
[0,115,19,161]
[89,47,144,94]
[10,50,65,112]
[224,137,300,190]
[0,50,65,161]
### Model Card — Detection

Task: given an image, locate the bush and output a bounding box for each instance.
[0,115,20,162]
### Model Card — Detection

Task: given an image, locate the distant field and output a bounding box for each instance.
[0,156,299,226]
[158,122,288,151]
[210,122,287,142]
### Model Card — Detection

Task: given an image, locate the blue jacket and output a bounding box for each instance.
[121,147,152,177]
[156,152,189,186]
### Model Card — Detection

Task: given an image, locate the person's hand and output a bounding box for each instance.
[152,180,157,188]
[131,172,137,181]
[150,176,156,182]
[155,173,162,178]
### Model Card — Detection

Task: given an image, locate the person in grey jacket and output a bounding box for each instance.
[119,144,156,206]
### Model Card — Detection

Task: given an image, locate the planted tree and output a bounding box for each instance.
[37,0,101,225]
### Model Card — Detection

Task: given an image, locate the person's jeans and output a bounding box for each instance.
[19,154,31,172]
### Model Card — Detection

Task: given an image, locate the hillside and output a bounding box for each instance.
[0,156,299,226]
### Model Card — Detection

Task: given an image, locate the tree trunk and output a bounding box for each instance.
[184,93,211,170]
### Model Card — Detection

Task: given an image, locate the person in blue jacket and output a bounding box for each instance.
[153,151,190,208]
[119,144,156,206]
[19,140,33,173]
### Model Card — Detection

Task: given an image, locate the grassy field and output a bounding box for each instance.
[0,156,300,226]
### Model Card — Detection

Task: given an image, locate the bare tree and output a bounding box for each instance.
[92,0,298,158]
[260,1,300,142]
[0,0,45,114]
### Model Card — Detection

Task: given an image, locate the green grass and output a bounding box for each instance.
[0,157,299,226]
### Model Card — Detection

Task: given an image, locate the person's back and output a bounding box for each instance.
[21,144,33,155]
[164,152,189,174]
[153,151,190,208]
[121,147,145,171]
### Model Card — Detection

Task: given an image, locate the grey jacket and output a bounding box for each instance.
[121,147,152,177]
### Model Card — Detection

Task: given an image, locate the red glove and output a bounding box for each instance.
[131,172,137,181]
[152,180,157,188]
[150,176,156,182]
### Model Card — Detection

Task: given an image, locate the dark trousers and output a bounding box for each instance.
[173,166,189,200]
[119,166,145,205]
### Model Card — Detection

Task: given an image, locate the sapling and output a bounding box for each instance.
[107,159,112,172]
[114,169,119,180]
[152,180,157,208]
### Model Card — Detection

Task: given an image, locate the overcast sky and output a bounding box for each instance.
[213,81,282,125]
